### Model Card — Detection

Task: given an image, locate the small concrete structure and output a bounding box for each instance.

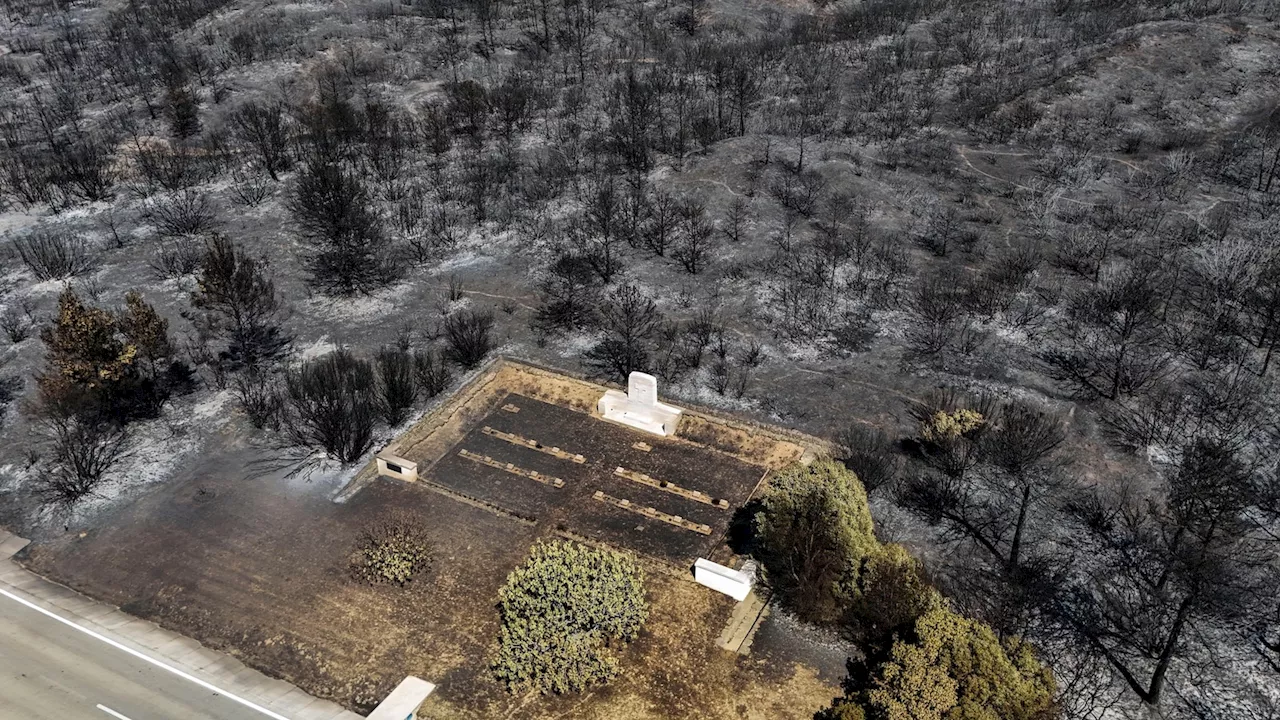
[376,445,419,482]
[368,676,436,720]
[598,372,683,437]
[694,558,756,602]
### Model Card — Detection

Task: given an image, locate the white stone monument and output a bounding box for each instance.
[597,371,683,437]
[694,558,756,601]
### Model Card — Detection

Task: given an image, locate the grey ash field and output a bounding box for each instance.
[1,0,1280,717]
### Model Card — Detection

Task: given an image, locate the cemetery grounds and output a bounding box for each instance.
[20,360,844,719]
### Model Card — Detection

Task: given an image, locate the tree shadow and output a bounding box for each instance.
[727,498,763,557]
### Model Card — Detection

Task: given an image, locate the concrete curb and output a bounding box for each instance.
[0,530,364,720]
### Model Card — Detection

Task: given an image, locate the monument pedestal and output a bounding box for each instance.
[598,372,683,437]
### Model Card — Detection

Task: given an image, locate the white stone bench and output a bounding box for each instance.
[368,676,435,720]
[694,558,756,601]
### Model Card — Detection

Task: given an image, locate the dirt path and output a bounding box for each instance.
[954,144,1099,207]
[960,144,1143,172]
[439,286,539,311]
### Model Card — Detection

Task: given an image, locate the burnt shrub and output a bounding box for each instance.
[443,309,495,369]
[234,368,284,430]
[288,158,394,296]
[375,346,415,425]
[834,426,902,493]
[14,229,96,280]
[146,189,219,237]
[413,347,453,398]
[29,393,131,507]
[149,236,205,279]
[0,300,39,343]
[283,349,379,463]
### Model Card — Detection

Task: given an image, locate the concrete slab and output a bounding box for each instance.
[245,677,298,703]
[91,610,138,630]
[74,603,124,626]
[229,664,268,686]
[197,653,248,678]
[167,642,216,669]
[0,569,40,590]
[119,621,174,647]
[278,686,319,709]
[44,593,104,616]
[716,590,769,655]
[295,700,353,720]
[0,535,31,559]
[155,635,203,659]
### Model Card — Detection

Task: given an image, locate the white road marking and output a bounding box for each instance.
[97,704,134,720]
[0,588,291,720]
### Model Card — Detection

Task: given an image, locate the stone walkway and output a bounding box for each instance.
[0,529,364,720]
[716,589,770,655]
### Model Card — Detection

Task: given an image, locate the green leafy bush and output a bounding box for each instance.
[492,540,648,694]
[352,513,434,586]
[757,458,1060,720]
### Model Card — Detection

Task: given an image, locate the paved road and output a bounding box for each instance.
[0,593,280,720]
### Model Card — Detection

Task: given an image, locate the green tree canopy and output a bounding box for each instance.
[850,543,942,649]
[754,458,878,623]
[831,605,1058,720]
[492,540,648,694]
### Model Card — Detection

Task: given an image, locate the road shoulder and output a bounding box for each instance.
[0,529,362,720]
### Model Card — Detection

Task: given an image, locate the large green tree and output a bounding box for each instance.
[754,459,879,623]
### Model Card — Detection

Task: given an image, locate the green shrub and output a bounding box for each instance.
[849,543,942,649]
[907,391,994,478]
[352,513,434,586]
[492,540,648,694]
[754,459,878,623]
[841,605,1058,720]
